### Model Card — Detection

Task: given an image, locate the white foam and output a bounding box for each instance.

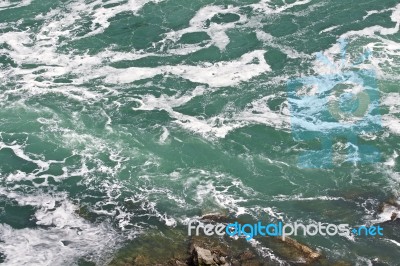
[251,0,312,14]
[343,4,400,38]
[313,3,400,80]
[104,50,270,87]
[380,93,400,135]
[165,169,257,217]
[164,5,246,51]
[382,115,400,135]
[0,0,169,105]
[384,151,398,167]
[0,191,118,266]
[320,25,340,34]
[0,0,273,114]
[363,7,396,20]
[248,239,285,265]
[387,239,400,247]
[159,126,170,144]
[371,203,399,224]
[255,30,310,59]
[272,194,346,202]
[234,94,290,131]
[34,0,165,39]
[0,139,64,172]
[130,81,289,139]
[262,207,285,221]
[132,98,226,138]
[0,0,31,9]
[87,0,165,37]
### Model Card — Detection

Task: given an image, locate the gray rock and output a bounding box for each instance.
[193,245,215,265]
[192,245,229,266]
[275,237,321,263]
[200,213,230,223]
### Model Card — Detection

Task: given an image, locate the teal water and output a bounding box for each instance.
[0,0,399,265]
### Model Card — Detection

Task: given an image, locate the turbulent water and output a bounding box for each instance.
[0,0,400,265]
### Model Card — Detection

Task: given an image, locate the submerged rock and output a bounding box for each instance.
[234,250,262,266]
[284,237,320,263]
[189,236,230,266]
[191,245,229,266]
[377,197,400,222]
[108,229,189,266]
[108,218,325,266]
[200,213,230,223]
[192,245,214,265]
[188,235,267,266]
[263,236,322,265]
[75,205,98,222]
[329,261,352,266]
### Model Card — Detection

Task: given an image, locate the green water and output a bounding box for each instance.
[0,0,399,265]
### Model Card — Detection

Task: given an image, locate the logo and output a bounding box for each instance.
[287,39,381,168]
[188,220,384,241]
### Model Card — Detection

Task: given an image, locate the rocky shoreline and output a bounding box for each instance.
[78,196,400,266]
[108,233,324,266]
[107,214,327,266]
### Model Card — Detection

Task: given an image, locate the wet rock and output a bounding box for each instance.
[236,250,262,266]
[189,236,229,257]
[390,212,398,221]
[239,250,256,261]
[330,260,352,266]
[192,245,222,265]
[275,237,321,264]
[239,261,263,266]
[200,213,230,223]
[173,260,188,266]
[378,197,400,222]
[133,255,151,265]
[188,235,270,266]
[189,235,267,266]
[77,258,96,266]
[75,205,97,222]
[109,224,323,266]
[108,229,189,266]
[159,259,189,266]
[386,197,400,207]
[61,240,73,246]
[190,239,229,266]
